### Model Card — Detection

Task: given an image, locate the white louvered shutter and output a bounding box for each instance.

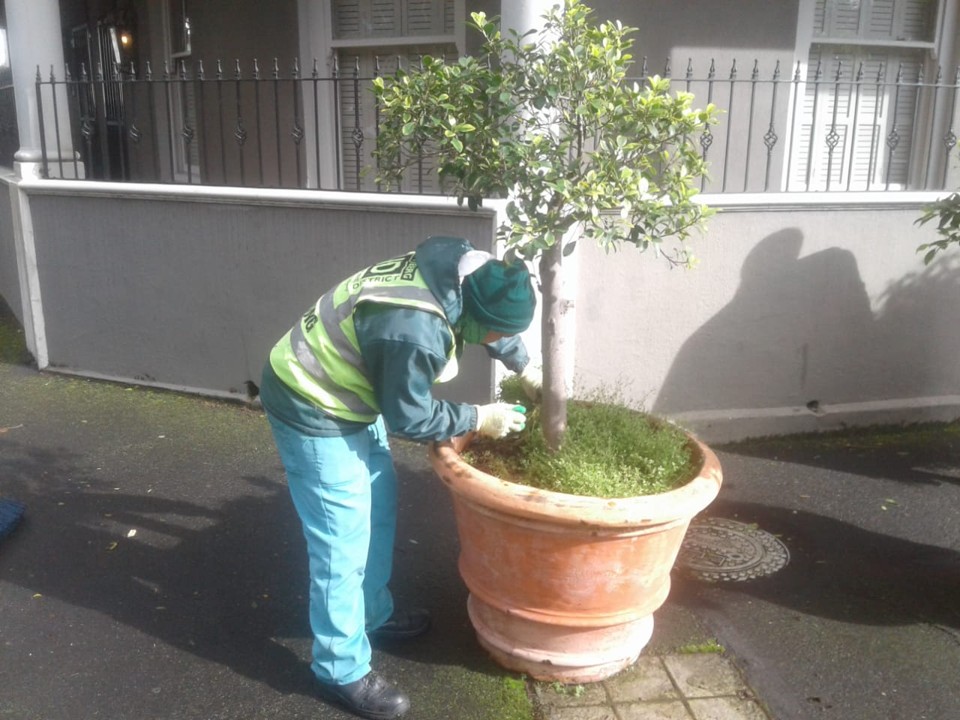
[795,0,936,190]
[333,0,458,192]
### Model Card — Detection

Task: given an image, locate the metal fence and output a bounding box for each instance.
[33,56,960,194]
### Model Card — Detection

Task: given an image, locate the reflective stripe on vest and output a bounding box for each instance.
[271,252,456,422]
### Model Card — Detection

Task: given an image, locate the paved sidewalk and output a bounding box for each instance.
[0,297,774,720]
[6,301,958,719]
[534,654,770,720]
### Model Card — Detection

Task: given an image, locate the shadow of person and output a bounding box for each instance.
[672,499,960,630]
[654,228,878,416]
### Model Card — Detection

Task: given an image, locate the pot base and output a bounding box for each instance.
[467,594,655,683]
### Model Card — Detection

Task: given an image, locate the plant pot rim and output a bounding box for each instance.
[428,431,722,528]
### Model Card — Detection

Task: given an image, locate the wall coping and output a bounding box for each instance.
[5,170,950,214]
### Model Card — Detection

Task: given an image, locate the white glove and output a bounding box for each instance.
[475,403,527,439]
[518,364,543,401]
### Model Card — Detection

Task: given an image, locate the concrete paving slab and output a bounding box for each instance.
[605,657,679,703]
[662,654,748,698]
[687,697,770,720]
[616,700,693,719]
[540,705,617,720]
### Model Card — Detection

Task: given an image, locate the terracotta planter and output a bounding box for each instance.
[428,431,722,683]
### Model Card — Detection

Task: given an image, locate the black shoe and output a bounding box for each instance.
[367,608,432,642]
[317,672,410,720]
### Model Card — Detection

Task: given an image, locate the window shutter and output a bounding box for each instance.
[334,0,453,39]
[867,0,896,37]
[371,0,401,35]
[899,0,935,41]
[815,0,936,42]
[335,0,362,37]
[337,48,457,192]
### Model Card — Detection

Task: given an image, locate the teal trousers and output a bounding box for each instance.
[266,413,396,684]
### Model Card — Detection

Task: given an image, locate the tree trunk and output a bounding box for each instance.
[539,241,568,452]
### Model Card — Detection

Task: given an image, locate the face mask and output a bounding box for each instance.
[459,313,490,345]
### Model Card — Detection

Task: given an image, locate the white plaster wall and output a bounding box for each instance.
[0,173,21,322]
[574,198,960,441]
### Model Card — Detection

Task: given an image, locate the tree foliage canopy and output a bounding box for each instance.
[373,0,717,266]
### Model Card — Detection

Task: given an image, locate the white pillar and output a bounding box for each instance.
[496,0,579,394]
[7,0,77,179]
[499,0,559,37]
[297,0,339,189]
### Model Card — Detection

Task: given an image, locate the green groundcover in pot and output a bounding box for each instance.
[466,384,698,499]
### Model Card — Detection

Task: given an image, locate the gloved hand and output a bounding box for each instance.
[475,403,527,439]
[518,363,543,401]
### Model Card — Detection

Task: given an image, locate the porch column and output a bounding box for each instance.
[6,0,78,179]
[497,0,579,394]
[499,0,556,38]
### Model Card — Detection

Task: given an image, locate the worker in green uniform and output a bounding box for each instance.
[260,236,541,719]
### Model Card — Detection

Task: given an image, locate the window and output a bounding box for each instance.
[792,0,943,190]
[331,0,458,192]
[165,0,199,182]
[169,0,192,56]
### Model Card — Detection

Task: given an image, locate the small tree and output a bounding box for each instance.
[916,192,960,264]
[373,0,716,451]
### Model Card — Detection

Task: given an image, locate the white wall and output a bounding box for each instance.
[0,174,21,321]
[574,195,960,441]
[2,181,957,442]
[11,182,498,406]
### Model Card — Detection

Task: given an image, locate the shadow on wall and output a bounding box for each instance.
[653,227,960,416]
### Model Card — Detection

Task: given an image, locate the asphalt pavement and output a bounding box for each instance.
[2,303,959,719]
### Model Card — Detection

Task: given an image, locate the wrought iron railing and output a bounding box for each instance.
[33,56,960,194]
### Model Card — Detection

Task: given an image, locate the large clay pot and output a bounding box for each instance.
[428,432,722,683]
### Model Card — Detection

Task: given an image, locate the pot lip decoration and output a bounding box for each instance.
[428,432,723,529]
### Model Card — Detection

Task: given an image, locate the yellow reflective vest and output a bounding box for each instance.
[269,251,457,423]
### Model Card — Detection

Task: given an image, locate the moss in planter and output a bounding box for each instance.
[465,379,698,498]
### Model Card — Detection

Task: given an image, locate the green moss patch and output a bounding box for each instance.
[0,301,32,366]
[466,379,698,498]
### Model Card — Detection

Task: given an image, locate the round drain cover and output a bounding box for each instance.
[677,517,790,582]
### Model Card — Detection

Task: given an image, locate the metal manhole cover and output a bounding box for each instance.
[677,517,790,582]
